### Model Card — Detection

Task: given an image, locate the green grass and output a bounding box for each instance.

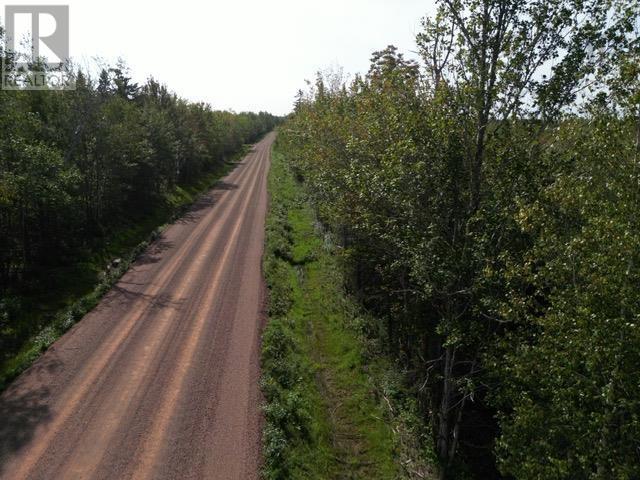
[261,144,435,479]
[0,148,248,391]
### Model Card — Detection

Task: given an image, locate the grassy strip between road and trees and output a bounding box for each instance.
[260,143,436,480]
[0,146,251,391]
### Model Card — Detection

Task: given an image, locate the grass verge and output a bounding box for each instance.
[261,143,436,479]
[0,146,249,391]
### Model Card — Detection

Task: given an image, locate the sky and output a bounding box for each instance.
[2,0,437,115]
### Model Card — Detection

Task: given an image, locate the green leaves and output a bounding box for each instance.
[494,114,640,479]
[279,1,640,477]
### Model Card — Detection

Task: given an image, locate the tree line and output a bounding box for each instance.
[0,66,277,286]
[279,0,639,478]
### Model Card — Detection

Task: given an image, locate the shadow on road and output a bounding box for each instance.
[177,180,239,225]
[135,239,175,266]
[0,357,57,472]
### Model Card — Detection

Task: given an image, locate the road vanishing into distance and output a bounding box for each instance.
[0,133,275,480]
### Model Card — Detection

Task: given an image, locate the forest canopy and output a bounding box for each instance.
[279,0,640,478]
[0,45,279,285]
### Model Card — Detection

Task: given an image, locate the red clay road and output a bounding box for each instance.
[0,133,275,480]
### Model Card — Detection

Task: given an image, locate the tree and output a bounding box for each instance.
[279,1,639,478]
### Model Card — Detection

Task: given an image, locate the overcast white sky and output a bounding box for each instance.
[2,0,437,115]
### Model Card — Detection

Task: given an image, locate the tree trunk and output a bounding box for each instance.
[437,344,456,479]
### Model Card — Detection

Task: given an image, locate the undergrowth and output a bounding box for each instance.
[261,142,435,479]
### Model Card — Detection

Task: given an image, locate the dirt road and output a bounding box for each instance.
[0,133,275,480]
